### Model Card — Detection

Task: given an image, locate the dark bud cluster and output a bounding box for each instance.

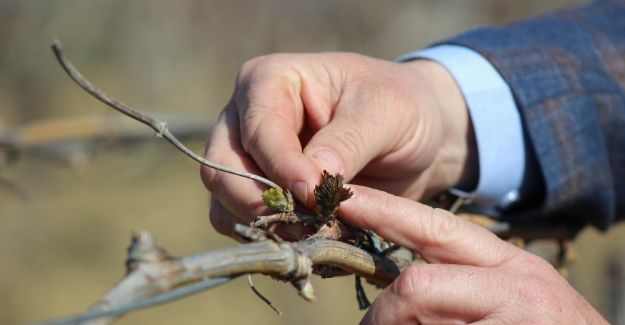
[313,170,353,224]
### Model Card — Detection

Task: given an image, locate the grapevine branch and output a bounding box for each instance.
[41,226,406,325]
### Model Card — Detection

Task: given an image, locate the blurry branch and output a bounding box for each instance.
[459,213,583,241]
[0,114,211,168]
[41,226,406,325]
[51,40,279,189]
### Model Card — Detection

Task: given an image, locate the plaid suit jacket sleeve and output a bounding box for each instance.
[444,0,625,229]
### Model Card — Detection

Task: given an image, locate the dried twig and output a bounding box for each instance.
[51,40,279,189]
[247,274,282,315]
[0,114,212,173]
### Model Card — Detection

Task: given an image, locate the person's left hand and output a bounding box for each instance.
[337,185,607,324]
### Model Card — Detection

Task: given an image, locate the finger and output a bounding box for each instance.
[362,264,503,325]
[234,68,323,206]
[201,105,270,222]
[340,185,516,266]
[302,96,405,181]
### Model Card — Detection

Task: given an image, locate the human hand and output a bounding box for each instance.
[201,53,476,237]
[338,185,607,324]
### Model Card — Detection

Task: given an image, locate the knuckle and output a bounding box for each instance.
[325,124,367,172]
[238,56,266,80]
[335,124,366,153]
[512,276,555,310]
[412,207,463,250]
[200,165,217,193]
[509,250,554,272]
[391,265,433,303]
[199,146,225,195]
[209,200,234,237]
[427,208,462,243]
[507,258,564,312]
[431,208,462,235]
[238,109,264,152]
[238,53,294,84]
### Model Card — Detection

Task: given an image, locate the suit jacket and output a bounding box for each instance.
[445,0,625,229]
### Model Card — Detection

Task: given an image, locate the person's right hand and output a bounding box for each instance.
[342,185,608,324]
[200,52,477,239]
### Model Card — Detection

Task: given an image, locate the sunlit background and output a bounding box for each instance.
[5,0,625,324]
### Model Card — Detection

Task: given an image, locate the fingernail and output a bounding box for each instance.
[312,149,342,174]
[293,181,308,204]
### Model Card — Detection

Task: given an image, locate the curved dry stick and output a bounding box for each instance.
[51,39,279,190]
[39,227,407,325]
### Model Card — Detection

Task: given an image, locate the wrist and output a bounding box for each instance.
[406,60,478,194]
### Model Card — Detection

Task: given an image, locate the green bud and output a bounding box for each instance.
[262,187,289,212]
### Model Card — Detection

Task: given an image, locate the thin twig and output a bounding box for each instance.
[252,212,316,228]
[50,39,279,189]
[247,274,282,315]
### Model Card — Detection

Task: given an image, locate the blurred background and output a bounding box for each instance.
[5,0,625,324]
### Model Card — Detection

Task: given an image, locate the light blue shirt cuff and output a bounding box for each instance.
[398,45,526,211]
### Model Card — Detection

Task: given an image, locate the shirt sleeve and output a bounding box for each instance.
[398,45,528,214]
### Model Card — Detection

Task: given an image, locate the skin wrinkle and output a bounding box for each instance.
[373,104,433,176]
[318,57,344,122]
[282,61,307,131]
[394,89,438,162]
[401,206,467,259]
[367,81,411,153]
[238,99,299,155]
[357,108,390,165]
[236,65,304,149]
[395,267,422,323]
[367,267,418,324]
[294,63,330,131]
[244,115,298,170]
[350,170,430,199]
[309,112,377,178]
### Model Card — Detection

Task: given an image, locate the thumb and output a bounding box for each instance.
[303,106,397,181]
